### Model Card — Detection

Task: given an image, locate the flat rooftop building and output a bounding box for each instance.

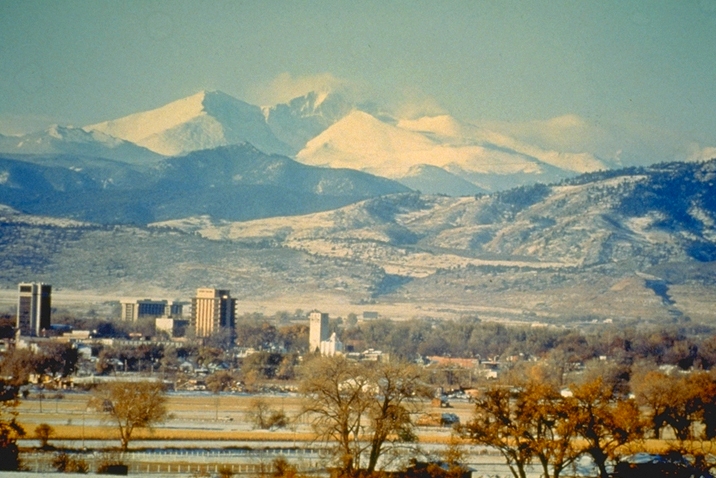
[120,299,184,322]
[190,288,236,338]
[17,283,51,337]
[309,310,329,353]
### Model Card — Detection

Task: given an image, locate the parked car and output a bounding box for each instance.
[612,453,713,478]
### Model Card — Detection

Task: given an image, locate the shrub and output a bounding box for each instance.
[96,453,127,475]
[52,452,89,473]
[249,398,289,430]
[272,457,299,478]
[218,465,234,478]
[35,423,54,448]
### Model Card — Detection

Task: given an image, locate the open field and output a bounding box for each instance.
[15,391,696,454]
[18,392,688,452]
[15,390,711,478]
[16,391,473,447]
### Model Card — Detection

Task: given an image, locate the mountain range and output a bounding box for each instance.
[0,89,714,324]
[0,124,162,165]
[0,144,407,224]
[0,89,618,196]
[1,159,715,324]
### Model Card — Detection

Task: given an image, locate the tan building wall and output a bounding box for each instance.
[191,288,236,338]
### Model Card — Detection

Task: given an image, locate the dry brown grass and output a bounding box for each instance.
[12,392,510,445]
[20,422,317,442]
[18,392,710,456]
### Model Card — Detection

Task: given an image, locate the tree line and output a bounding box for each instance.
[466,363,716,478]
[3,352,716,476]
[4,312,716,390]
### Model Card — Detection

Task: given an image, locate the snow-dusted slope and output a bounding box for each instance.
[297,111,444,175]
[157,160,716,278]
[88,91,293,157]
[262,91,353,151]
[0,125,163,164]
[397,164,486,196]
[76,90,613,194]
[398,115,607,174]
[0,203,90,228]
[296,110,578,191]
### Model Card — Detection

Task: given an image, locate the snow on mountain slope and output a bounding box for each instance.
[0,125,163,164]
[397,164,486,196]
[398,115,608,174]
[87,91,293,157]
[155,161,716,278]
[296,110,549,180]
[262,91,353,151]
[397,115,471,140]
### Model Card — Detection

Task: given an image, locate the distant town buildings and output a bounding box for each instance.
[310,310,347,356]
[120,299,184,322]
[190,288,236,337]
[309,310,329,352]
[16,282,51,337]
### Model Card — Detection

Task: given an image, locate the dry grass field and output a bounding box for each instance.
[16,392,691,452]
[14,391,707,478]
[16,392,470,446]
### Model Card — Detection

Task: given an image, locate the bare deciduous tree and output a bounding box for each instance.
[465,384,533,478]
[248,397,288,430]
[567,377,645,478]
[465,374,639,478]
[90,381,167,451]
[299,356,427,476]
[633,369,716,475]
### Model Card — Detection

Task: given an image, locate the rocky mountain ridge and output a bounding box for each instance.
[2,160,714,323]
[0,144,408,224]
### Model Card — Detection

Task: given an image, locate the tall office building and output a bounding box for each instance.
[309,310,329,352]
[190,288,236,338]
[17,283,51,337]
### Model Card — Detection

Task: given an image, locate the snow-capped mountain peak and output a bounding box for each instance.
[0,124,163,164]
[297,110,442,176]
[262,90,354,151]
[88,91,210,145]
[397,115,468,139]
[87,90,292,157]
[1,88,622,195]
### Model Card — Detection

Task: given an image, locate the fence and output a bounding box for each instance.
[22,447,325,476]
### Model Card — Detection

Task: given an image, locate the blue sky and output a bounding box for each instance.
[1,0,715,164]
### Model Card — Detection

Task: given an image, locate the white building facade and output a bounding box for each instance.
[309,310,329,353]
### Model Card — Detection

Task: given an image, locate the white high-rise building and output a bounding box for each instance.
[309,310,329,353]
